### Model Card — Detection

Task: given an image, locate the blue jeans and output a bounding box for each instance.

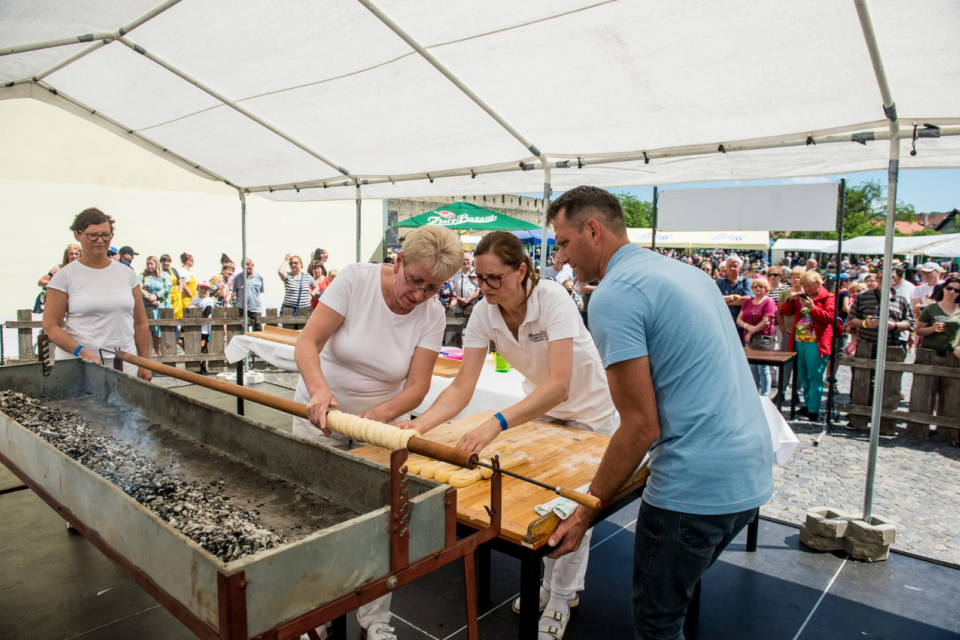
[632,501,758,639]
[749,363,770,396]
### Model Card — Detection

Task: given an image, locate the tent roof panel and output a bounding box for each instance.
[143,106,337,186]
[45,42,222,131]
[244,55,531,175]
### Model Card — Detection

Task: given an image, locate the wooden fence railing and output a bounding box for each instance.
[838,341,960,444]
[5,307,313,370]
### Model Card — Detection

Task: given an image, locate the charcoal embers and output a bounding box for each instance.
[0,391,283,561]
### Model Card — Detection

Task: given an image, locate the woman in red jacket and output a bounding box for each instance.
[780,271,834,421]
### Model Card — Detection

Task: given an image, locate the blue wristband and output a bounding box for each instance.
[494,412,508,431]
[73,345,85,357]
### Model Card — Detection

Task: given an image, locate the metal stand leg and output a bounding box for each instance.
[330,615,347,640]
[519,552,541,639]
[746,510,759,552]
[478,545,492,608]
[789,358,798,421]
[235,360,245,416]
[775,362,786,413]
[464,550,480,640]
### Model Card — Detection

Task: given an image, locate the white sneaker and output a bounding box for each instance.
[512,587,579,614]
[362,622,397,640]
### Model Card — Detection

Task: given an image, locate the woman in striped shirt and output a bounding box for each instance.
[277,253,315,315]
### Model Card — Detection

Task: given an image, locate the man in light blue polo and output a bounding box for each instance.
[545,186,772,639]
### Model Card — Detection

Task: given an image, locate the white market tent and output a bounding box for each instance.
[628,229,769,251]
[926,238,960,258]
[3,0,960,524]
[841,233,960,255]
[772,239,838,253]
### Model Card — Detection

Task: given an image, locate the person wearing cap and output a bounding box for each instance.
[189,280,215,374]
[912,262,944,319]
[118,245,138,269]
[107,246,120,262]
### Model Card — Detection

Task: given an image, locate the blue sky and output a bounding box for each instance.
[525,168,960,214]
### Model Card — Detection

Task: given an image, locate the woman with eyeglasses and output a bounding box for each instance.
[915,274,960,359]
[397,232,617,634]
[737,276,777,396]
[291,225,461,640]
[42,208,152,381]
[278,253,315,316]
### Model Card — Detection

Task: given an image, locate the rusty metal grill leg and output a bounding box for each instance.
[463,549,480,640]
[217,570,248,640]
[389,448,410,572]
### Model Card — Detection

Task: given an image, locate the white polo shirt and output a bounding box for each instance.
[463,279,617,434]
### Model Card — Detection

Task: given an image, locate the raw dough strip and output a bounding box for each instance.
[448,468,483,488]
[433,463,463,483]
[480,450,529,478]
[326,410,419,451]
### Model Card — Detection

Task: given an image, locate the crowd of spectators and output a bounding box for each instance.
[35,231,959,412]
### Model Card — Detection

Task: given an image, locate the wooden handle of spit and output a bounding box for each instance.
[116,351,476,468]
[556,486,601,510]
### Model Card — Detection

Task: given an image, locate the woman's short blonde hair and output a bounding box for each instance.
[848,282,865,295]
[799,271,823,286]
[401,226,462,281]
[751,276,770,292]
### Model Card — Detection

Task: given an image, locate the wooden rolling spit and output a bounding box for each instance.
[115,351,601,509]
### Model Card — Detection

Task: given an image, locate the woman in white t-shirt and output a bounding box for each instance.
[42,208,153,381]
[291,225,462,640]
[397,231,618,636]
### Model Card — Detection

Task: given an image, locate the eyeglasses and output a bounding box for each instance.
[752,286,767,291]
[475,269,517,290]
[945,286,960,293]
[401,264,441,295]
[83,232,114,242]
[289,261,301,266]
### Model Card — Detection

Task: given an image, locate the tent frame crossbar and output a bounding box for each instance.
[241,123,960,195]
[357,0,543,160]
[114,36,352,178]
[0,0,184,58]
[854,0,900,524]
[30,79,237,187]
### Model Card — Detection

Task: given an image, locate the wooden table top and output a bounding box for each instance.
[744,347,797,363]
[244,330,466,379]
[351,412,646,549]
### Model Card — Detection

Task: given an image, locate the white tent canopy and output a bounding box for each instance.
[772,239,838,253]
[926,239,960,258]
[628,229,769,251]
[840,233,960,255]
[2,0,959,201]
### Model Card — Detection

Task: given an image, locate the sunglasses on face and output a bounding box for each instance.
[945,286,960,293]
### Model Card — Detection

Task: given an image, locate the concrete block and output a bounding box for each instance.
[799,507,896,562]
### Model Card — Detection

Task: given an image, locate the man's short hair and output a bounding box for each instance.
[725,255,743,267]
[545,186,627,236]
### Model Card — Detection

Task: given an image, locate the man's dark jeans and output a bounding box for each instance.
[632,501,758,639]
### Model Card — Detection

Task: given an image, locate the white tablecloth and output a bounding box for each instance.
[225,335,797,464]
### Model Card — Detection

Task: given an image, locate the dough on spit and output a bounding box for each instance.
[448,468,483,488]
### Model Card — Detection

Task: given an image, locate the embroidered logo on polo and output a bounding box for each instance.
[528,331,548,342]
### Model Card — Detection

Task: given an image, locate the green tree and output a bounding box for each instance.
[617,192,653,228]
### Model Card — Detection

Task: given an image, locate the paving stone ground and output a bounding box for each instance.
[154,359,960,566]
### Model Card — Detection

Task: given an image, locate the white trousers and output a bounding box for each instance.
[542,527,593,600]
[291,416,392,630]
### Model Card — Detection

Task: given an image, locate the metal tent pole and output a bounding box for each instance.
[821,178,846,440]
[539,164,552,277]
[855,0,901,523]
[356,181,363,263]
[651,187,659,251]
